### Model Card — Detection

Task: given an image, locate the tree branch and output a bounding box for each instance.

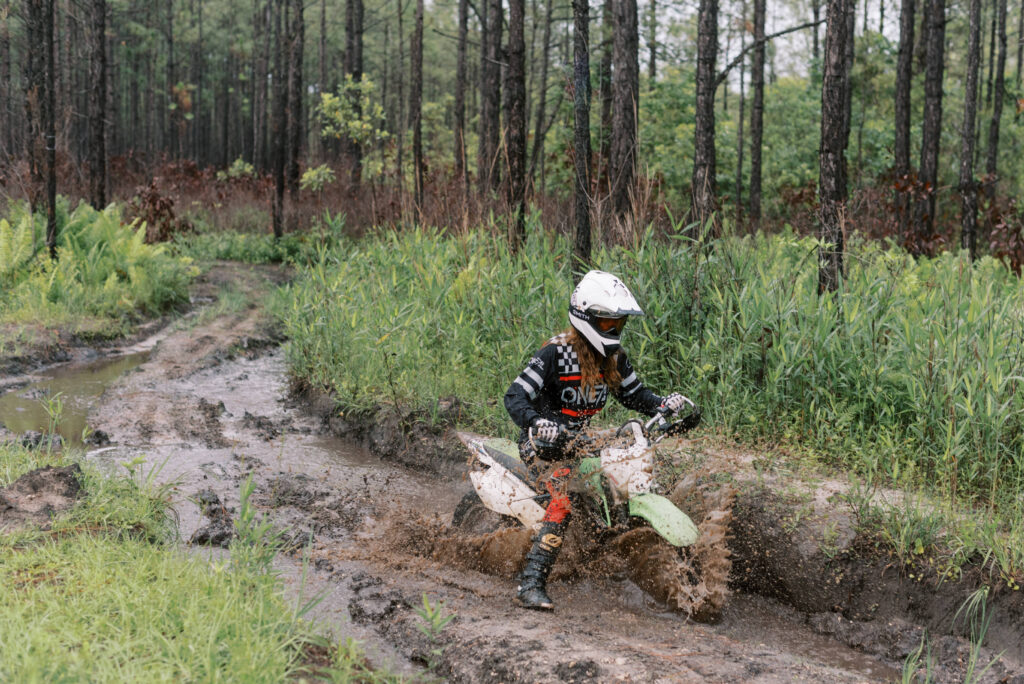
[714,20,824,88]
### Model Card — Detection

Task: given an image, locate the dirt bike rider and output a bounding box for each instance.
[503,270,693,611]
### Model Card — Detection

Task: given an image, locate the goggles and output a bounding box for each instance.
[594,316,627,334]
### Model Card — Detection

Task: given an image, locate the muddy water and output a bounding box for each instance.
[0,352,149,446]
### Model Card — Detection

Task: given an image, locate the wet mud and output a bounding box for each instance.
[5,262,1022,681]
[0,464,83,531]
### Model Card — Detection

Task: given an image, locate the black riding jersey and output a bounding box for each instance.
[503,333,664,433]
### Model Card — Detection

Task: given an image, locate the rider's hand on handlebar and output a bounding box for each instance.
[660,393,694,416]
[532,418,559,443]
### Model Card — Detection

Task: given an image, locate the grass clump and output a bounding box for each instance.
[0,444,397,683]
[0,199,195,340]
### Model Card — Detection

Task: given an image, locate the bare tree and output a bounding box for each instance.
[88,0,107,208]
[528,0,554,187]
[818,0,853,293]
[959,0,981,259]
[736,0,746,227]
[690,0,719,230]
[894,0,915,242]
[1,0,11,158]
[253,0,270,170]
[286,0,304,196]
[572,0,591,268]
[506,0,527,247]
[911,0,945,255]
[610,0,639,220]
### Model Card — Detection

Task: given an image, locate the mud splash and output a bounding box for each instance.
[0,464,83,531]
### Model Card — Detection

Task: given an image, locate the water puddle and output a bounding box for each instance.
[0,352,149,446]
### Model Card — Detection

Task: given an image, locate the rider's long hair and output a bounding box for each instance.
[547,328,622,397]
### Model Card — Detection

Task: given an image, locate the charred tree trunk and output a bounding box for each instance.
[507,0,527,248]
[960,0,981,259]
[454,0,469,189]
[985,0,1006,192]
[986,0,995,107]
[45,0,56,257]
[24,0,46,212]
[252,0,268,169]
[572,0,592,267]
[271,0,286,239]
[812,0,821,77]
[912,0,945,255]
[749,0,765,228]
[166,0,176,157]
[411,0,424,209]
[611,0,640,221]
[818,0,853,294]
[894,0,915,243]
[690,0,719,231]
[286,0,303,197]
[1016,0,1023,88]
[88,0,107,208]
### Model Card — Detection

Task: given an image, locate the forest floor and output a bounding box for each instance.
[3,262,1024,683]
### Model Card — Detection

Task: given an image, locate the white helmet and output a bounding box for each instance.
[568,270,644,356]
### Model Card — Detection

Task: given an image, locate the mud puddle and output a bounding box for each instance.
[0,351,149,447]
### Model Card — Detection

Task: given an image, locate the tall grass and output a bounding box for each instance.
[275,218,1024,514]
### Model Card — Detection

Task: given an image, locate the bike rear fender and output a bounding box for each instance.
[629,493,700,547]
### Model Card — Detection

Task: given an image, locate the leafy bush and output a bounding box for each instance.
[171,229,318,264]
[0,200,195,335]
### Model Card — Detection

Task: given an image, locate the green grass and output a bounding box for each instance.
[0,199,195,342]
[0,444,398,683]
[272,216,1024,576]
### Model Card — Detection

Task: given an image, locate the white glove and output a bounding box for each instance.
[532,418,559,442]
[660,393,693,415]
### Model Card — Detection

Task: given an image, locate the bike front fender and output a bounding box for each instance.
[629,493,700,547]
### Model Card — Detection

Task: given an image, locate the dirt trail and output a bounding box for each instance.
[41,262,1014,682]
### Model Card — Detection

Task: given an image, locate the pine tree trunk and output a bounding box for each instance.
[598,0,613,194]
[735,0,746,227]
[985,0,1007,190]
[411,0,424,209]
[572,0,591,268]
[1,0,11,158]
[986,0,995,107]
[396,0,405,187]
[749,0,765,227]
[894,0,915,244]
[690,0,718,231]
[528,0,553,185]
[272,0,286,238]
[960,0,982,259]
[286,0,303,197]
[812,0,820,76]
[478,0,502,195]
[89,0,106,208]
[648,0,657,84]
[912,0,945,255]
[45,0,57,258]
[611,0,639,221]
[1016,0,1023,88]
[345,0,364,184]
[166,0,176,157]
[818,0,852,293]
[454,0,469,188]
[506,0,526,248]
[24,0,45,211]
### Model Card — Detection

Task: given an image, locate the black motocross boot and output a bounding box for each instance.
[516,521,566,610]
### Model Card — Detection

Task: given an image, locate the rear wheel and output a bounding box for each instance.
[451,491,518,536]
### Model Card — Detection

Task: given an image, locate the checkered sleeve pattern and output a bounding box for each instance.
[554,345,580,376]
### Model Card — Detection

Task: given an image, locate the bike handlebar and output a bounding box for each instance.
[529,404,701,450]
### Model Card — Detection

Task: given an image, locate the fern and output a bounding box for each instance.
[0,216,38,284]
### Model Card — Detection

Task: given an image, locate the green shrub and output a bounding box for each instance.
[0,200,195,336]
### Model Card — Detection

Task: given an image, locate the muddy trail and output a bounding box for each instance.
[3,263,1023,683]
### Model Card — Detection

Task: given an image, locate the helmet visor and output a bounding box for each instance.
[594,316,627,334]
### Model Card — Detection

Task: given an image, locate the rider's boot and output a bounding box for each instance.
[516,521,565,610]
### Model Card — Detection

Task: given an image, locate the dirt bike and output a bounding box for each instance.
[454,404,735,622]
